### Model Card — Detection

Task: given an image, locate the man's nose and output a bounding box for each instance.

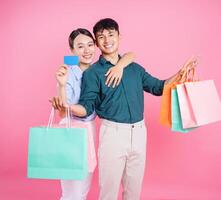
[104,36,110,43]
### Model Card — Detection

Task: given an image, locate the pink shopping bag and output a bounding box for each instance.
[176,83,198,128]
[185,80,221,127]
[76,120,97,173]
[177,80,221,128]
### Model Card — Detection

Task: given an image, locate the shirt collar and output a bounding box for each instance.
[99,55,122,66]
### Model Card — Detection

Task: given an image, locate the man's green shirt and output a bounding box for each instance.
[79,56,165,123]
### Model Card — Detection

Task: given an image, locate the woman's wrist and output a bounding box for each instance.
[58,84,66,88]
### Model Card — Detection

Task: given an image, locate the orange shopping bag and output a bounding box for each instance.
[159,83,175,127]
[159,67,192,127]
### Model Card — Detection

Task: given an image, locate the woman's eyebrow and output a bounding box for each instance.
[76,43,84,45]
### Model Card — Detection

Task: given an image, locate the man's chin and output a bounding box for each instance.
[102,49,118,55]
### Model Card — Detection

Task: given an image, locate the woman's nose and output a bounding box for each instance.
[84,46,90,53]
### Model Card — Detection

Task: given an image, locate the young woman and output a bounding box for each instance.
[51,28,135,200]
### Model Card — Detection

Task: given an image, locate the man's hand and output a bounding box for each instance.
[175,56,198,83]
[165,57,198,85]
[56,65,68,87]
[179,57,197,78]
[105,65,123,88]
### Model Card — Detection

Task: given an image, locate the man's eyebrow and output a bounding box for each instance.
[96,29,115,36]
[96,32,103,36]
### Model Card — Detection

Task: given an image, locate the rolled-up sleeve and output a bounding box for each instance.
[78,69,100,116]
[139,65,165,96]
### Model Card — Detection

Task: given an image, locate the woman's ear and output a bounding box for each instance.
[70,48,75,55]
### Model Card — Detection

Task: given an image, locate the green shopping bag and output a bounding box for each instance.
[171,88,192,133]
[27,108,88,180]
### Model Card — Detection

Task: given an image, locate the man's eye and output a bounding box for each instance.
[78,46,83,48]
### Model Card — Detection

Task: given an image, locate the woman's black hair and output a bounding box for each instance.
[68,28,95,49]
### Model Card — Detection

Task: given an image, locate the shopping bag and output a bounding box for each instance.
[171,88,192,133]
[159,68,189,127]
[59,118,97,173]
[159,83,174,127]
[185,80,221,126]
[27,108,88,180]
[176,83,198,128]
[159,64,193,127]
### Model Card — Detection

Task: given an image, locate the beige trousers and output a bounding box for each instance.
[98,119,147,200]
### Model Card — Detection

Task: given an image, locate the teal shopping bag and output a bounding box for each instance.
[27,108,88,180]
[171,88,192,133]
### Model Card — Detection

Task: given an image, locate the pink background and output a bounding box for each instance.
[1,0,221,199]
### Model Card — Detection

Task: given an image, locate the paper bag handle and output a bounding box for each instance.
[47,107,71,128]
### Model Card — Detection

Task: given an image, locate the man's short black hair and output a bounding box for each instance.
[93,18,119,36]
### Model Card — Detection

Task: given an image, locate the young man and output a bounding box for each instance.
[55,18,196,200]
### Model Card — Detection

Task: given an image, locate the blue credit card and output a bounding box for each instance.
[64,56,79,65]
